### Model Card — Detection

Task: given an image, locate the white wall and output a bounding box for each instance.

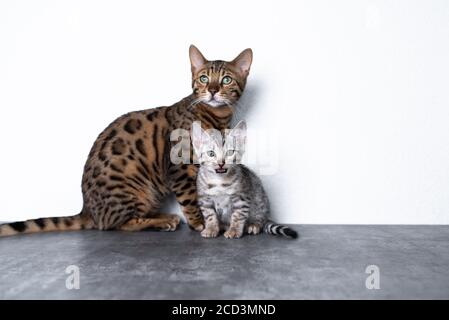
[1,0,448,224]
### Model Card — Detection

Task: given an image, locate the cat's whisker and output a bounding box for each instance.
[187,97,204,111]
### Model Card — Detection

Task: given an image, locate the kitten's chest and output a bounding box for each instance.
[203,180,238,222]
[205,182,236,196]
[213,195,233,221]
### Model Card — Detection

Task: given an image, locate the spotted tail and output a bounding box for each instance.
[263,221,298,239]
[0,213,94,237]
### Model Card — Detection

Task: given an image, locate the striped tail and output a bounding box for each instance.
[0,213,94,237]
[263,221,298,239]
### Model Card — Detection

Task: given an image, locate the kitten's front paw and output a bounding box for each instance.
[201,227,219,238]
[247,224,262,235]
[224,228,243,239]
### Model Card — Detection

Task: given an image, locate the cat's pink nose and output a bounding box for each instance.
[209,89,218,96]
[218,163,224,168]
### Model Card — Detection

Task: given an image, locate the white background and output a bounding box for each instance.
[1,0,449,224]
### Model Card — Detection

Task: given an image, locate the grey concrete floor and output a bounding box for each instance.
[0,224,448,299]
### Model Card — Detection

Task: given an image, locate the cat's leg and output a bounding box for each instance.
[246,216,265,235]
[246,207,267,235]
[224,208,249,239]
[198,199,219,238]
[246,223,264,235]
[118,214,181,232]
[169,164,204,231]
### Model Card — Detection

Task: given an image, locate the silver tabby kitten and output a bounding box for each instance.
[191,121,297,239]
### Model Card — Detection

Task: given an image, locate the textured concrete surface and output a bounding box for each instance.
[0,225,448,299]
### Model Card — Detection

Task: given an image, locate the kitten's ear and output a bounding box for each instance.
[191,121,216,157]
[231,48,253,77]
[189,45,208,74]
[227,120,247,149]
[191,121,205,156]
[230,120,247,138]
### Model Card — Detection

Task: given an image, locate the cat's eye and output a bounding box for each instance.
[225,150,235,157]
[222,76,232,85]
[206,150,216,157]
[199,75,209,84]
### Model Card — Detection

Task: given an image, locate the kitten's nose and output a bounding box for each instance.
[218,163,224,168]
[209,88,218,96]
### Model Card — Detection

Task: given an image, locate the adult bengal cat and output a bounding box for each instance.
[0,45,252,236]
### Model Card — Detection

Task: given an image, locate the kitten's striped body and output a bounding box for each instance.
[0,46,252,237]
[198,165,297,239]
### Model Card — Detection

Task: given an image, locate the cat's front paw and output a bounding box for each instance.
[162,215,182,231]
[188,221,204,232]
[224,228,243,239]
[201,227,219,238]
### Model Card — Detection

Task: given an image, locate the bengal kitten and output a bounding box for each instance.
[0,45,253,236]
[192,121,298,239]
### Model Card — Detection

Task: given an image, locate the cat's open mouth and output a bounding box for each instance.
[215,168,228,174]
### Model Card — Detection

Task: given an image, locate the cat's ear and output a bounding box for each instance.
[189,45,208,74]
[231,48,253,77]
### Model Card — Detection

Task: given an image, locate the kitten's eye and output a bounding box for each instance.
[222,76,232,85]
[199,75,209,84]
[206,150,216,158]
[225,150,235,157]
